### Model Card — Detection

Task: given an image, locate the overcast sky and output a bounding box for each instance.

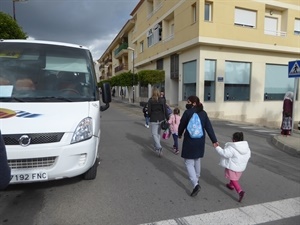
[0,0,139,60]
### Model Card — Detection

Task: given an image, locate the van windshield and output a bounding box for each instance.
[0,42,98,102]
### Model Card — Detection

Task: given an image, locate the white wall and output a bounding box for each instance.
[174,46,299,128]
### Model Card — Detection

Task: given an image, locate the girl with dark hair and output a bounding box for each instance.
[214,132,251,202]
[178,96,218,197]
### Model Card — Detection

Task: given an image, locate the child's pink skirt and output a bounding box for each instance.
[225,168,242,181]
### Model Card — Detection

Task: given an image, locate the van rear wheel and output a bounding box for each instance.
[83,158,99,180]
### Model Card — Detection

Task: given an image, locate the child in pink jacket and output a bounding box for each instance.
[168,108,181,154]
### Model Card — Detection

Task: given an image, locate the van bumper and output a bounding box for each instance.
[8,136,99,184]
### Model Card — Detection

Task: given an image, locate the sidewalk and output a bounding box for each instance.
[111,97,300,158]
[271,130,300,157]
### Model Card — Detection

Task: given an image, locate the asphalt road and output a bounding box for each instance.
[0,101,299,225]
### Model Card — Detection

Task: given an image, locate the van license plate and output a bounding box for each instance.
[10,172,48,183]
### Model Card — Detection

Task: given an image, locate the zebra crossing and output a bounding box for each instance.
[225,123,280,136]
[140,197,300,225]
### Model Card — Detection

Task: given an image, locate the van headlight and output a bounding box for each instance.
[71,117,93,144]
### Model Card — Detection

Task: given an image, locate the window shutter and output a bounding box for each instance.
[235,8,256,27]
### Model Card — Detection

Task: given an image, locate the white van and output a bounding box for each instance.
[0,39,111,184]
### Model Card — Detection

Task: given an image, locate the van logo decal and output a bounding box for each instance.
[15,110,41,118]
[0,108,16,118]
[0,108,41,119]
[18,135,31,147]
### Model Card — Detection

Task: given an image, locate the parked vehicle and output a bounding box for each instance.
[0,39,111,184]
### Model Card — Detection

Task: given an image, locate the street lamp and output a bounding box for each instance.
[127,47,135,104]
[12,0,28,21]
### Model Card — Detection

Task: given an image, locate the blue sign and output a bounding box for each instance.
[288,60,300,78]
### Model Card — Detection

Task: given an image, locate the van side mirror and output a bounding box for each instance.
[100,82,111,112]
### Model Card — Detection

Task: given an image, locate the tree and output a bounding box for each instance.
[138,70,165,85]
[0,12,27,39]
[98,79,111,88]
[117,71,138,87]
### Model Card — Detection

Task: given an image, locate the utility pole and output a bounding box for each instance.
[12,0,28,21]
[127,47,135,104]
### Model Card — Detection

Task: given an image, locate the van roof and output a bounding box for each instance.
[0,39,89,50]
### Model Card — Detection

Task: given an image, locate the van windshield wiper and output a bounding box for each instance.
[35,96,74,102]
[12,97,25,102]
[0,97,25,102]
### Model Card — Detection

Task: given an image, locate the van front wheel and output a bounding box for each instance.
[83,158,99,180]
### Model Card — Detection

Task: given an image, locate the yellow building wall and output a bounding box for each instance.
[109,0,300,128]
[199,0,300,49]
[132,0,201,63]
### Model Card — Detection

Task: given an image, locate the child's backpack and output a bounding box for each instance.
[166,105,172,117]
[187,113,203,138]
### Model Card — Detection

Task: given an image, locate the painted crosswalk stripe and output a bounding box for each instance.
[140,197,300,225]
[226,123,239,126]
[240,126,258,129]
[253,130,272,133]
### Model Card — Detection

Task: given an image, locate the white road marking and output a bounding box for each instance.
[240,126,257,129]
[226,124,279,135]
[140,197,300,225]
[253,130,273,133]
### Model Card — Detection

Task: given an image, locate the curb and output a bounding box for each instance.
[271,136,300,158]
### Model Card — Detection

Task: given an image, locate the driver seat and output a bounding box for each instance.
[57,71,80,94]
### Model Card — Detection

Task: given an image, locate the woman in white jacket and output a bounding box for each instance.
[214,132,251,202]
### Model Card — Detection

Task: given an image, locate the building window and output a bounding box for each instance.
[170,54,179,79]
[264,64,294,101]
[147,0,154,18]
[224,61,251,101]
[294,18,300,35]
[163,12,174,42]
[264,16,278,35]
[147,29,154,47]
[147,23,162,47]
[170,23,174,35]
[192,3,197,23]
[139,85,148,98]
[183,60,197,100]
[140,41,144,53]
[234,8,256,28]
[204,59,216,102]
[204,1,212,21]
[156,58,163,70]
[153,22,162,44]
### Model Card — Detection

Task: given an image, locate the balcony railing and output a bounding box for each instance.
[114,43,128,56]
[114,64,128,73]
[264,30,287,36]
[104,58,112,64]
